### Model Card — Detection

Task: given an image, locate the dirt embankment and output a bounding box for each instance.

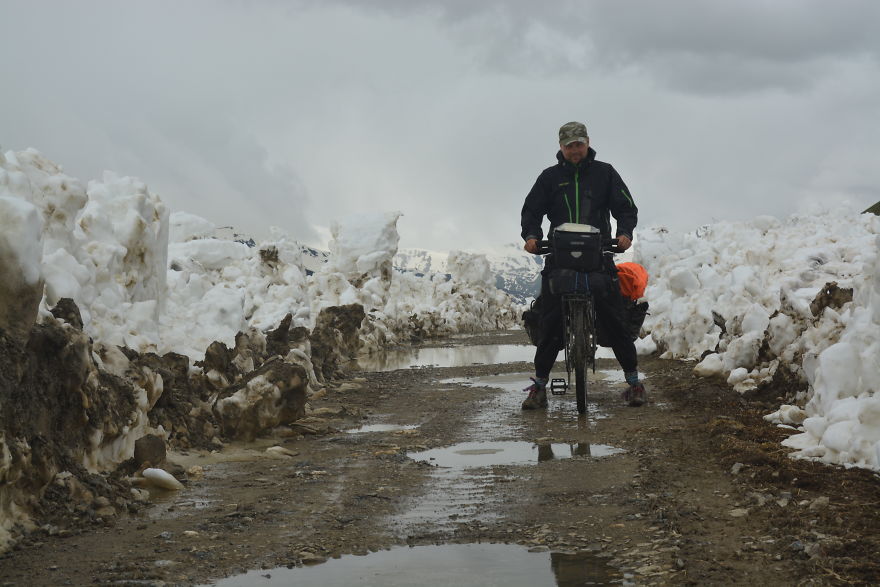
[0,331,878,586]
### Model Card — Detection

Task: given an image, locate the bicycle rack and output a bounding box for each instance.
[549,377,568,395]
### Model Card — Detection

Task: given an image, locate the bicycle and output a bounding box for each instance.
[534,223,622,414]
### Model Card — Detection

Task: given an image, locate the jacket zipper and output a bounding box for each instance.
[563,167,580,223]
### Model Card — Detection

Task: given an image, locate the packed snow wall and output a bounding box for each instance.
[0,147,521,549]
[636,209,880,470]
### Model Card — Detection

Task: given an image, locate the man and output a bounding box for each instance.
[520,121,646,410]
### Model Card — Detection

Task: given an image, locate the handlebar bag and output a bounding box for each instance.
[551,225,603,272]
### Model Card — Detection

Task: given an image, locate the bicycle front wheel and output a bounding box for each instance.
[575,363,587,414]
[566,298,589,414]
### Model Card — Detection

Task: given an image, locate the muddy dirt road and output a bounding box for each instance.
[1,331,878,586]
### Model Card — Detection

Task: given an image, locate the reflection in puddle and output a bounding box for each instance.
[210,543,617,586]
[408,441,624,468]
[345,424,419,434]
[350,344,535,371]
[451,373,610,428]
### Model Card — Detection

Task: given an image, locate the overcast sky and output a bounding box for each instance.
[2,0,879,252]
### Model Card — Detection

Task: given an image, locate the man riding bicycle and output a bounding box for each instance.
[520,121,647,410]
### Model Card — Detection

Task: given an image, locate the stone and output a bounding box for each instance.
[266,446,299,458]
[299,552,327,565]
[809,496,830,511]
[49,298,84,330]
[728,508,749,518]
[134,434,167,468]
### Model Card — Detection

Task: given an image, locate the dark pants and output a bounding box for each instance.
[534,261,638,379]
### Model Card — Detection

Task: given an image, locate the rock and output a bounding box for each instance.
[804,542,824,558]
[130,488,150,502]
[528,546,549,552]
[809,496,830,511]
[730,462,745,475]
[728,508,749,518]
[49,298,84,331]
[134,434,167,468]
[810,282,853,317]
[299,552,327,565]
[309,406,347,418]
[266,446,299,458]
[95,505,117,517]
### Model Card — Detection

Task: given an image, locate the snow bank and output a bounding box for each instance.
[637,208,880,470]
[1,148,519,363]
[780,236,880,469]
[0,148,521,546]
[1,149,169,350]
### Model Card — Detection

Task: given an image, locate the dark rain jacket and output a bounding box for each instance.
[520,147,638,243]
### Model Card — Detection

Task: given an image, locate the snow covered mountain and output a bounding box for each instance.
[395,244,543,303]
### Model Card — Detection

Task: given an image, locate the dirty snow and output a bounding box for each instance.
[636,209,880,470]
[0,148,519,364]
[3,146,880,477]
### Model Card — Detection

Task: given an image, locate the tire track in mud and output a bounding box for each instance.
[1,330,876,585]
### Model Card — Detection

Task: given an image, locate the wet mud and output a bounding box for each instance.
[1,330,878,586]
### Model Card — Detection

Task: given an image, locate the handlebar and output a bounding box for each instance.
[534,238,623,256]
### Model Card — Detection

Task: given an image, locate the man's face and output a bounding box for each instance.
[561,140,589,164]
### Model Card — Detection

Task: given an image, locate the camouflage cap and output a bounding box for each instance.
[559,121,589,146]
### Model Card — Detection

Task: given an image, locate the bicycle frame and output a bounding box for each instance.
[534,228,619,414]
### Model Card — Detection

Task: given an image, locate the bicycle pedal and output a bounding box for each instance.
[549,378,568,395]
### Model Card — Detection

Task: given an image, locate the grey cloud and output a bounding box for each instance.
[319,0,880,93]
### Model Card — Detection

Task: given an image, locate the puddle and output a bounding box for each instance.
[408,441,624,468]
[396,469,504,529]
[210,543,617,586]
[448,373,611,431]
[350,344,535,371]
[345,424,419,434]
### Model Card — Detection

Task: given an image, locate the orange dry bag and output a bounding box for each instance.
[616,262,649,301]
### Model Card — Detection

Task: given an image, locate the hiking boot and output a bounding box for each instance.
[623,382,647,407]
[521,378,548,410]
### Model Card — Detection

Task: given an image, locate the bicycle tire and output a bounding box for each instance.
[565,297,589,414]
[575,363,587,414]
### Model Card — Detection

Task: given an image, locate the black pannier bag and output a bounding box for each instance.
[551,223,603,273]
[596,300,650,347]
[522,297,543,346]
